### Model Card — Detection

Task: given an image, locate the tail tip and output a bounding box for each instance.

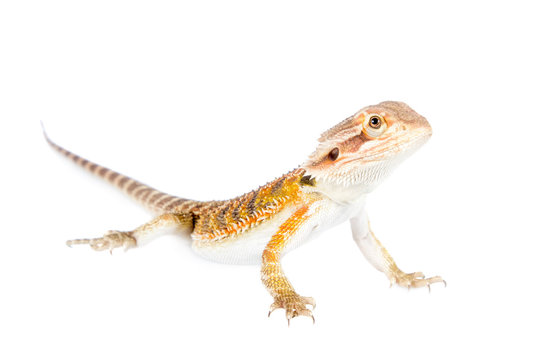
[41,121,52,144]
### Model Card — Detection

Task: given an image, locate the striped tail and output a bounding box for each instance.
[43,127,191,213]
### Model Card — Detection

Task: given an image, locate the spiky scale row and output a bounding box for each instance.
[172,169,308,242]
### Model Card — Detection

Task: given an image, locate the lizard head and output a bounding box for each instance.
[302,101,432,201]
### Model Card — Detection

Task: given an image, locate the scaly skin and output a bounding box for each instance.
[175,168,308,243]
[261,205,316,324]
[46,101,445,325]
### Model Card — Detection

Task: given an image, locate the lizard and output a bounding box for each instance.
[45,101,445,325]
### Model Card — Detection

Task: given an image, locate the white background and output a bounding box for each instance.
[1,1,539,359]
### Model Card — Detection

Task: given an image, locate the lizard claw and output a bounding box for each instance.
[268,302,280,317]
[268,295,316,325]
[388,270,445,291]
[300,296,316,309]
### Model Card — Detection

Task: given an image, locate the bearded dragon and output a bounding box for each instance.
[45,101,445,325]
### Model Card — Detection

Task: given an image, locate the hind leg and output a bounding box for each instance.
[67,212,193,252]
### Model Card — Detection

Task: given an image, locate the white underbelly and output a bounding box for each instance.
[191,197,366,265]
[191,208,295,265]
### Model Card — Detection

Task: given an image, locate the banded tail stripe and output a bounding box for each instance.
[43,127,190,212]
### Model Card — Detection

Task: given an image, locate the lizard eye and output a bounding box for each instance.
[328,147,339,161]
[369,115,382,129]
[363,114,387,137]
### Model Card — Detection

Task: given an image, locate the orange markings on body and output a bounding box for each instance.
[262,205,310,262]
[183,169,307,242]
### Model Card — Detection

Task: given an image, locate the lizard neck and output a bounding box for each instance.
[299,143,419,204]
[300,174,369,206]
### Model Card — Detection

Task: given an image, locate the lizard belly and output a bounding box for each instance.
[191,208,296,265]
[282,196,367,254]
[191,196,366,265]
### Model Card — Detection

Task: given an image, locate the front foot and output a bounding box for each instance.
[388,269,446,292]
[66,230,136,253]
[268,295,316,326]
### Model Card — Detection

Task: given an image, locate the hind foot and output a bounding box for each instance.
[66,230,136,253]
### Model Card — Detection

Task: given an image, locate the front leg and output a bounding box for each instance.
[350,212,445,291]
[261,205,316,325]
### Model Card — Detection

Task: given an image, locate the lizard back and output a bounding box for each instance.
[172,169,308,243]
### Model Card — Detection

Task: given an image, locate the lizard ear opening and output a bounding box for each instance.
[328,147,339,161]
